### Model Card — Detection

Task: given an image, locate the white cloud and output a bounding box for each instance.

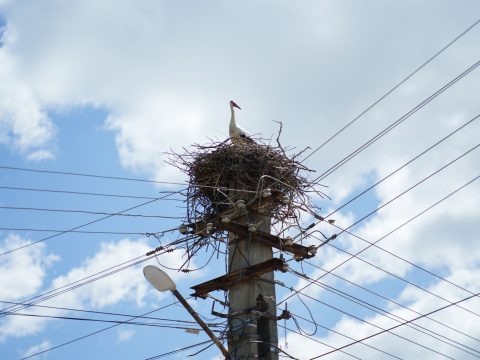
[0,234,58,302]
[21,340,51,359]
[117,328,135,342]
[0,236,197,342]
[283,271,480,359]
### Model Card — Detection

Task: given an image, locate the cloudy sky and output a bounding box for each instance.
[1,1,480,359]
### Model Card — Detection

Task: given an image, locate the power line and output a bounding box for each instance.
[325,112,480,219]
[300,113,480,239]
[0,185,183,201]
[144,340,213,360]
[281,308,401,359]
[6,312,216,331]
[303,260,480,345]
[291,156,480,304]
[316,173,480,306]
[287,269,480,357]
[309,289,480,359]
[0,300,220,326]
[19,301,183,360]
[278,283,456,359]
[0,227,147,236]
[0,236,192,316]
[281,174,480,317]
[0,190,182,257]
[311,58,480,183]
[0,165,187,186]
[277,323,362,360]
[301,17,480,162]
[333,142,480,237]
[0,205,184,219]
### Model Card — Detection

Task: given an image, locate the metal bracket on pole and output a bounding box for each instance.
[190,258,288,299]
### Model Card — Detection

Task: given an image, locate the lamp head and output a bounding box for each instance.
[143,265,176,292]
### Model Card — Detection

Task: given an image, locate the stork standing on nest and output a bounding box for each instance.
[229,100,253,144]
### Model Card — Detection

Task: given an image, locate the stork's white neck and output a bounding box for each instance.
[229,104,237,132]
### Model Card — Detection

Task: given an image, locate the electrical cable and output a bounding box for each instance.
[308,289,480,359]
[144,340,213,360]
[287,269,480,357]
[301,17,480,162]
[0,190,183,257]
[0,227,147,236]
[0,300,222,326]
[302,260,480,345]
[0,205,184,219]
[19,301,182,360]
[5,312,217,331]
[286,168,480,309]
[0,185,183,201]
[276,323,363,360]
[324,112,480,219]
[303,174,480,313]
[278,283,457,360]
[328,143,479,239]
[311,58,480,183]
[0,235,192,316]
[284,308,402,359]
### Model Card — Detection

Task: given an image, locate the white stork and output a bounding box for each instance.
[229,100,253,144]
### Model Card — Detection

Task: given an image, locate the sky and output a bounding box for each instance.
[1,1,480,359]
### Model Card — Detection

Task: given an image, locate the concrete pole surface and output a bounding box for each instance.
[227,184,279,360]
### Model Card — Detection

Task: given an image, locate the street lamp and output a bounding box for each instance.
[143,265,230,359]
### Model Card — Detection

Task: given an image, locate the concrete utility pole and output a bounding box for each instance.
[227,184,278,360]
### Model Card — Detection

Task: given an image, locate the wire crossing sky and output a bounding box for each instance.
[1,1,480,359]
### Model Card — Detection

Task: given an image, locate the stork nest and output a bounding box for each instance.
[167,137,319,226]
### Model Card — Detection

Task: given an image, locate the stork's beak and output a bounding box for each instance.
[231,101,241,110]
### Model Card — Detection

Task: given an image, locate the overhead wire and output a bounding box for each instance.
[0,185,183,201]
[0,227,148,236]
[283,308,402,359]
[5,312,217,332]
[144,340,213,360]
[324,112,480,219]
[277,282,457,360]
[310,57,480,183]
[301,17,480,162]
[276,323,362,360]
[19,300,183,360]
[286,269,480,357]
[0,300,222,326]
[0,190,183,257]
[308,289,480,359]
[302,260,480,345]
[0,235,191,316]
[0,205,184,219]
[319,141,480,243]
[285,150,480,306]
[304,174,480,312]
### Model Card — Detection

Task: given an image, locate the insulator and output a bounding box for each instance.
[262,188,272,197]
[206,223,214,232]
[221,216,231,223]
[308,245,317,256]
[179,224,188,234]
[236,199,246,209]
[283,236,293,246]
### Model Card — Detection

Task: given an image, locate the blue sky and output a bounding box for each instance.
[1,1,480,359]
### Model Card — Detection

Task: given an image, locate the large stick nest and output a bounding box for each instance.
[168,137,318,224]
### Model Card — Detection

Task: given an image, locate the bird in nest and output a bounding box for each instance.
[229,100,254,144]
